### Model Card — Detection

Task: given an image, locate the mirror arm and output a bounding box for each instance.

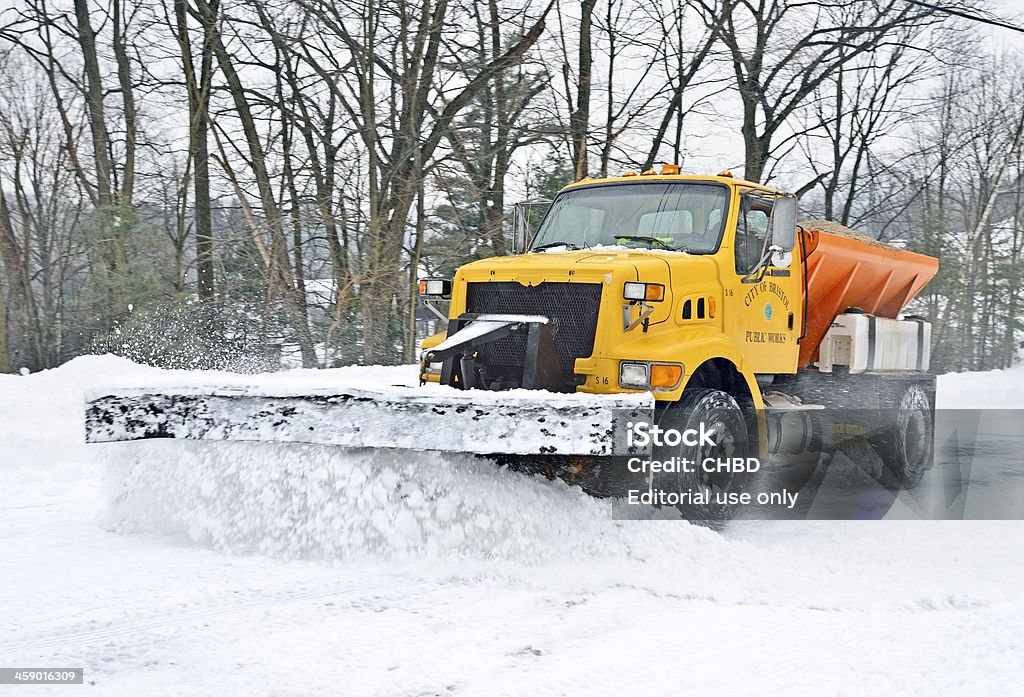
[423,298,449,322]
[741,244,790,284]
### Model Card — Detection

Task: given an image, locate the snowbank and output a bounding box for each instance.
[937,363,1024,409]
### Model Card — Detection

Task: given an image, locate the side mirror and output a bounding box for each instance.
[512,199,553,255]
[512,202,528,254]
[771,194,798,252]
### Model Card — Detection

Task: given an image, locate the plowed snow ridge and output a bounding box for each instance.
[102,440,674,564]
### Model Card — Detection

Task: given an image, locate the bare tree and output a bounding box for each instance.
[0,56,85,369]
[297,0,553,362]
[0,265,10,373]
[2,0,142,329]
[638,0,722,172]
[169,0,216,300]
[696,0,952,184]
[188,0,317,366]
[885,58,1024,372]
[444,1,549,254]
[566,0,596,179]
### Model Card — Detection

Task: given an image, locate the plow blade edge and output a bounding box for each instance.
[85,387,654,457]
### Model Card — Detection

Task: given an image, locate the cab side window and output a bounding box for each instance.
[735,198,770,274]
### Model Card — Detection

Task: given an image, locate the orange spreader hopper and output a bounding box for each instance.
[798,222,938,366]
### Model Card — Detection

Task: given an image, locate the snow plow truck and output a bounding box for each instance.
[86,167,939,519]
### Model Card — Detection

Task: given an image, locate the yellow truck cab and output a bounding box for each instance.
[426,170,801,401]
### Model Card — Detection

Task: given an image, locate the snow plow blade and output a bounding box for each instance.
[85,385,654,457]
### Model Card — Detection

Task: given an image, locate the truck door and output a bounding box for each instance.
[723,191,801,375]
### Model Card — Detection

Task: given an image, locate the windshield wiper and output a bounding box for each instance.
[615,235,675,250]
[532,241,582,252]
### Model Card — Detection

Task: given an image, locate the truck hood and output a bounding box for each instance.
[459,249,679,284]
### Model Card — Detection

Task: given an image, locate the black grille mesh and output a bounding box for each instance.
[465,282,602,375]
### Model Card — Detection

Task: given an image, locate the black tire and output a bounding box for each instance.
[650,387,751,523]
[875,383,934,488]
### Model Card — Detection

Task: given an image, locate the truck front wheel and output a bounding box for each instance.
[652,387,752,523]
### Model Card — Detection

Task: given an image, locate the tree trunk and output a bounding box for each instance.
[0,185,45,370]
[112,0,136,206]
[174,0,216,301]
[570,0,596,180]
[0,271,11,373]
[406,180,426,361]
[73,0,126,318]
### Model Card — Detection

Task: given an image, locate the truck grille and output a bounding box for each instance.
[465,282,602,376]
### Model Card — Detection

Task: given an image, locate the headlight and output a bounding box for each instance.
[623,282,665,302]
[619,362,649,388]
[419,278,452,298]
[618,361,684,390]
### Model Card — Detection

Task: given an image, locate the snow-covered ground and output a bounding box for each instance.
[2,357,1023,695]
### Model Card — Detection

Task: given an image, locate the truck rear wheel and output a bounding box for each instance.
[653,387,751,524]
[874,383,934,488]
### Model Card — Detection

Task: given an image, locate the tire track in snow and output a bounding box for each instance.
[6,577,439,656]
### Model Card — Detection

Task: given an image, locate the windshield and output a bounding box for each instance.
[529,182,728,253]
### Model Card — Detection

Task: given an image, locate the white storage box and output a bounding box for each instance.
[817,313,931,374]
